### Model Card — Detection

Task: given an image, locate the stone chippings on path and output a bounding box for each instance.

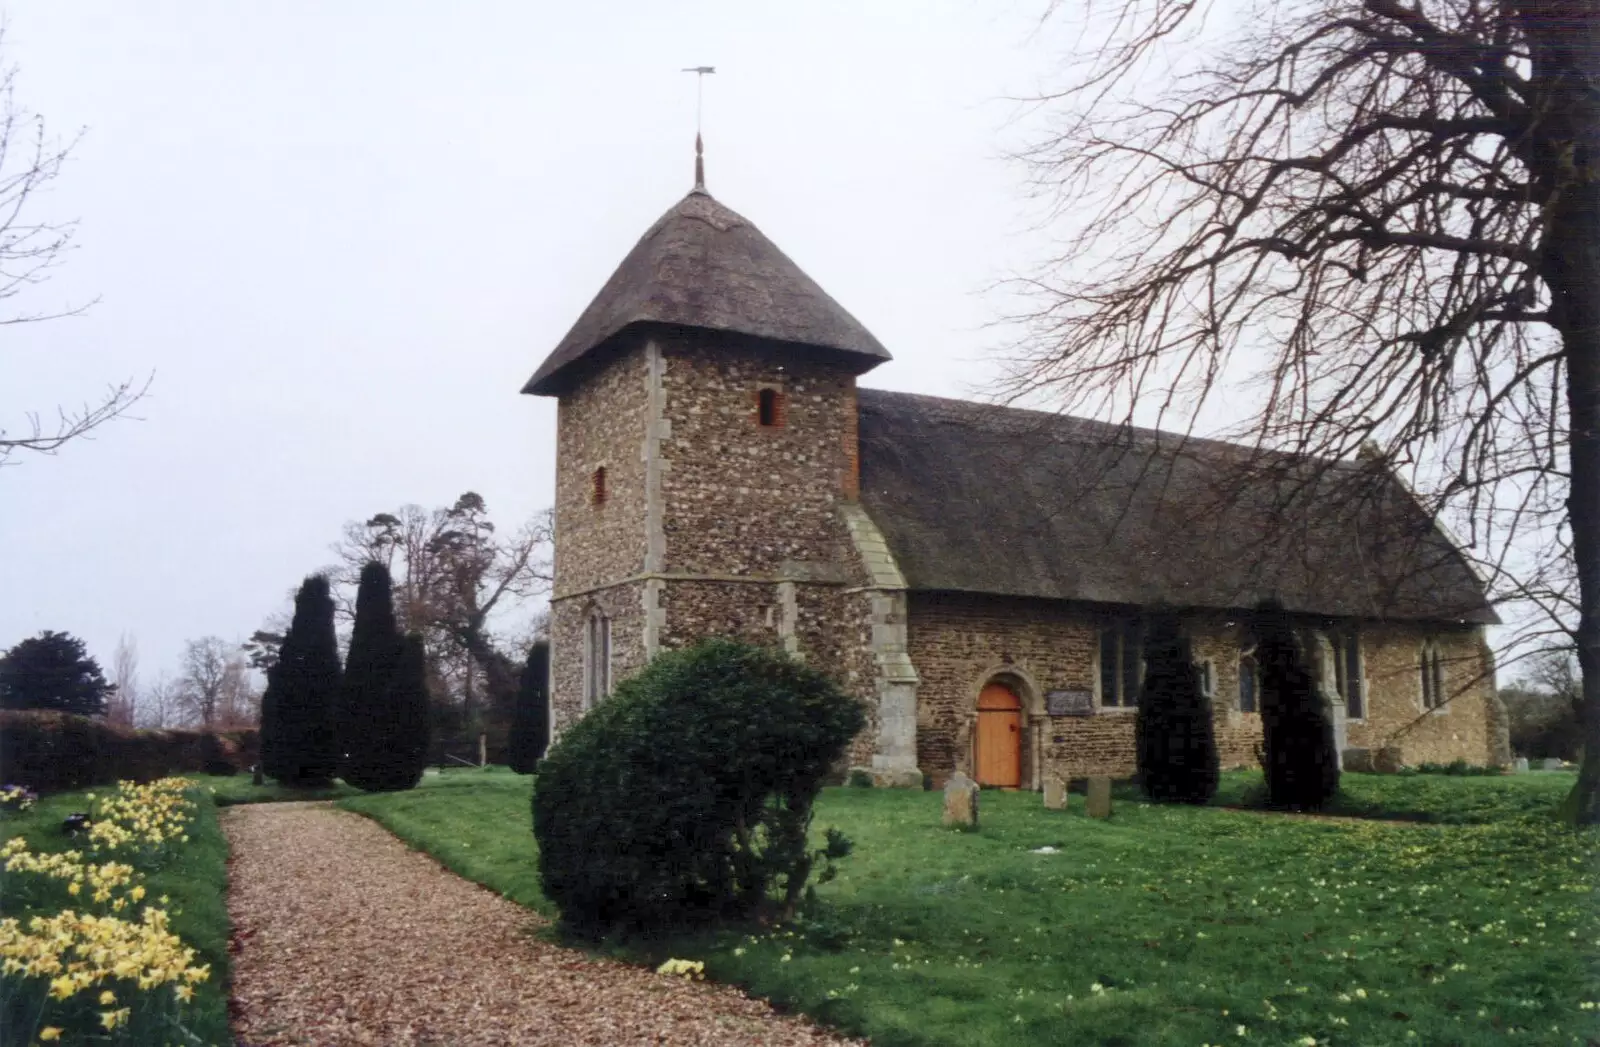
[223,803,861,1047]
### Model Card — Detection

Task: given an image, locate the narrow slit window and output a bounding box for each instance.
[757,388,785,428]
[1238,651,1258,713]
[592,466,607,507]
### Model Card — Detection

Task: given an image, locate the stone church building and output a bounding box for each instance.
[524,177,1505,789]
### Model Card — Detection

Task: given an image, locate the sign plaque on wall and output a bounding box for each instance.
[1046,689,1095,717]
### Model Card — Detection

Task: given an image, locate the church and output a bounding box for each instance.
[523,168,1505,789]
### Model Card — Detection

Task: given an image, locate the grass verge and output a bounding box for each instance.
[342,768,1599,1047]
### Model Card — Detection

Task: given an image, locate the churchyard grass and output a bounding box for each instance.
[342,768,1597,1047]
[0,780,233,1045]
[199,773,361,807]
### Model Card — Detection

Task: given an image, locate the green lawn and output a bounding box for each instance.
[341,769,1599,1047]
[0,782,234,1046]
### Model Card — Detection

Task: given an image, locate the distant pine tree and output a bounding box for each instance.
[508,641,550,774]
[1134,613,1219,804]
[266,575,342,786]
[340,563,406,791]
[1253,599,1340,809]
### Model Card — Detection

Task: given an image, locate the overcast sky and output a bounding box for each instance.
[1,1,1079,682]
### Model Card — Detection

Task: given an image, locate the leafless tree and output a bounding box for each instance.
[1010,0,1599,821]
[136,671,178,730]
[214,648,258,728]
[0,32,148,466]
[177,636,231,728]
[333,494,552,728]
[107,633,139,727]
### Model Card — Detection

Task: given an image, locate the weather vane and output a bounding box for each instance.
[682,66,715,190]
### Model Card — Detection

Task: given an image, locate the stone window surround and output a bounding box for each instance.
[583,606,611,710]
[1419,638,1448,714]
[1326,627,1367,722]
[1237,648,1259,714]
[1095,616,1143,712]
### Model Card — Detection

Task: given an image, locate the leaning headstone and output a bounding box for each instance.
[1542,757,1565,771]
[1086,776,1113,819]
[1043,779,1067,811]
[1512,757,1529,773]
[943,771,979,828]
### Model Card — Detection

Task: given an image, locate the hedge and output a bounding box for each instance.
[0,711,258,793]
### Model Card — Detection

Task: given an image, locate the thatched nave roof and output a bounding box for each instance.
[857,389,1497,625]
[523,190,891,396]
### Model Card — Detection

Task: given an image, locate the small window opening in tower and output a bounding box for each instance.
[592,466,607,507]
[758,387,785,428]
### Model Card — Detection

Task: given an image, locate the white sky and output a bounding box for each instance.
[1,1,1076,682]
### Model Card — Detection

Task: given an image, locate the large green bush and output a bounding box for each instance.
[532,638,863,935]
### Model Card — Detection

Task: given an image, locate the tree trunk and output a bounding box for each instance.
[1524,0,1600,824]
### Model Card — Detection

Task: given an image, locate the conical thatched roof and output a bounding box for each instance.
[523,189,891,396]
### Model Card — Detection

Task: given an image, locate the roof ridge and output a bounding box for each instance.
[857,387,1349,469]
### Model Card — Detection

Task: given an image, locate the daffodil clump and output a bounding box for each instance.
[655,958,706,980]
[0,785,38,813]
[84,779,197,862]
[1,778,212,1044]
[0,907,209,1042]
[1,839,142,913]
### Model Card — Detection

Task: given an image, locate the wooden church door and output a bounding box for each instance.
[975,682,1022,788]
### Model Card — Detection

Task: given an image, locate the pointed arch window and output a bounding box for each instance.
[1420,640,1445,710]
[584,609,611,709]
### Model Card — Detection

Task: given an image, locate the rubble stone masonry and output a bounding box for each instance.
[907,591,1495,787]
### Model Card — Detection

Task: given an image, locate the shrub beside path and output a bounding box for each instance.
[223,802,860,1046]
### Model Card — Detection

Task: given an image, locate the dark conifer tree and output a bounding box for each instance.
[1134,613,1219,803]
[267,574,342,786]
[340,563,406,791]
[381,632,431,791]
[1253,599,1340,809]
[508,640,550,774]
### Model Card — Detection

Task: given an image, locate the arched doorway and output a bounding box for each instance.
[975,682,1023,787]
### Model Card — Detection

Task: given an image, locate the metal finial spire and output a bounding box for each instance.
[682,66,715,192]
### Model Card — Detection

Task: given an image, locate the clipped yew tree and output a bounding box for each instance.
[262,574,342,786]
[508,640,549,774]
[1135,613,1219,804]
[533,638,863,935]
[341,562,418,791]
[1253,599,1340,809]
[374,632,431,791]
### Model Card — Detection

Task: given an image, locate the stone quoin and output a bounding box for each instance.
[523,175,1505,789]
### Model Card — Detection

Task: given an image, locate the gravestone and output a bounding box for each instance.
[943,771,979,828]
[1542,757,1565,770]
[1342,748,1374,773]
[1086,776,1112,819]
[1043,779,1067,811]
[1512,757,1529,773]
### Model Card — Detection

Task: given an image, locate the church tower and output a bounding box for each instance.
[524,176,919,779]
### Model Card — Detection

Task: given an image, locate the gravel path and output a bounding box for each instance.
[223,802,860,1047]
